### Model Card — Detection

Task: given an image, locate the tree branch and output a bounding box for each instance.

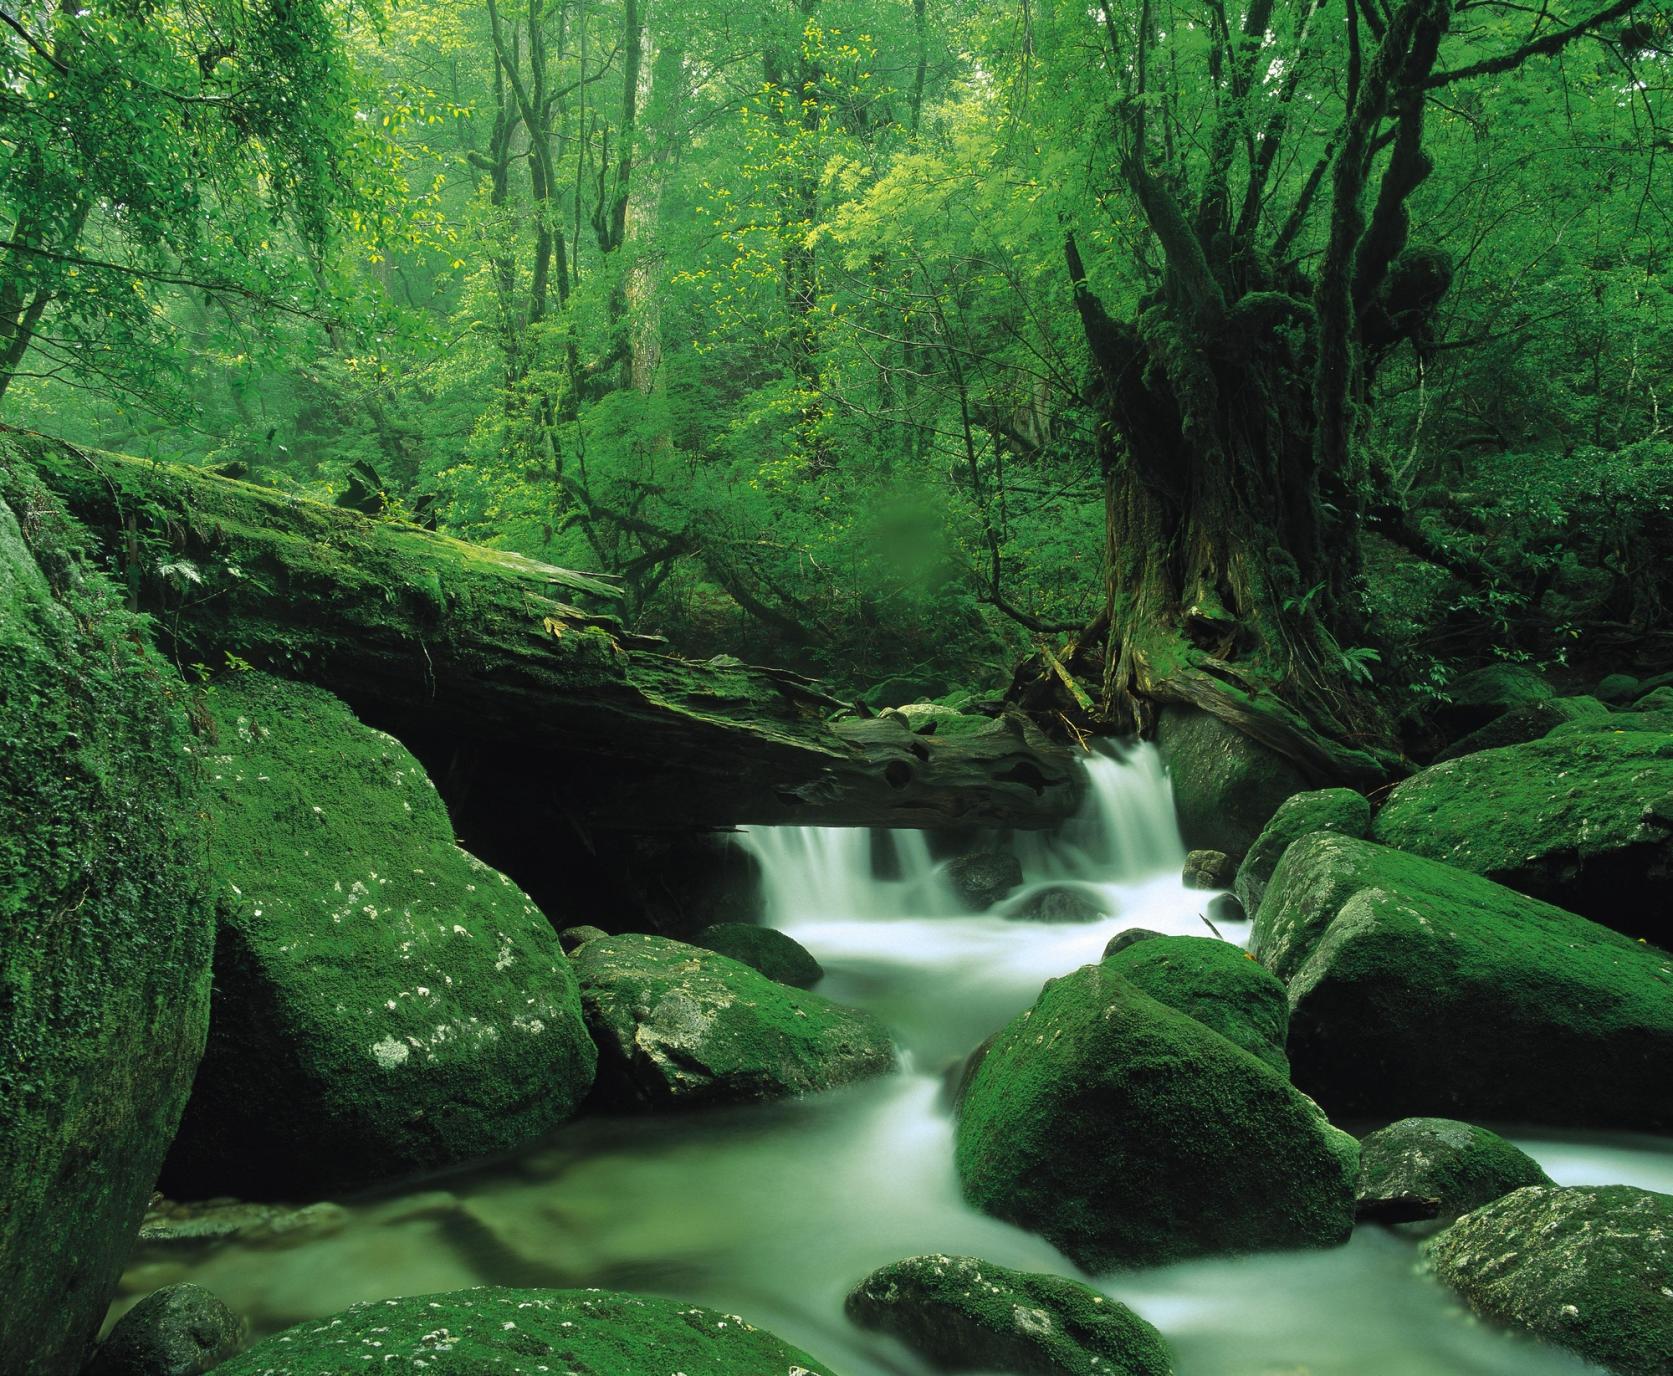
[1426,0,1644,86]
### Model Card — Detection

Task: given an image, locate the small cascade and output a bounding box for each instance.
[741,824,955,923]
[1017,739,1185,883]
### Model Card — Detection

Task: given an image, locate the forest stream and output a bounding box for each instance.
[105,746,1673,1376]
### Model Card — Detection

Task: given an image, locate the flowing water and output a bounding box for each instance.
[112,743,1673,1375]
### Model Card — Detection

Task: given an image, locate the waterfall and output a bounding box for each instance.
[738,739,1189,927]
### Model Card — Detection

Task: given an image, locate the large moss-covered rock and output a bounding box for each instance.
[214,1287,838,1375]
[1101,935,1289,1074]
[87,1284,246,1376]
[1428,1185,1673,1376]
[1255,833,1673,1130]
[1235,787,1371,915]
[1433,695,1609,762]
[693,922,823,988]
[954,963,1357,1270]
[1355,1118,1551,1225]
[0,472,214,1375]
[1370,732,1673,940]
[1155,706,1310,857]
[574,934,894,1107]
[846,1254,1172,1376]
[163,672,596,1197]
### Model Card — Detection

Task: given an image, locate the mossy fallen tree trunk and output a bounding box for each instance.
[9,430,1081,830]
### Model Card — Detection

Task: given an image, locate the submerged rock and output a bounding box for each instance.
[163,673,597,1198]
[1235,787,1370,916]
[955,963,1357,1270]
[846,1254,1172,1376]
[1155,705,1310,857]
[1370,732,1673,940]
[1102,935,1289,1074]
[946,851,1024,909]
[1427,1185,1673,1376]
[213,1287,838,1375]
[1007,885,1107,923]
[0,472,214,1374]
[136,1199,349,1247]
[1355,1118,1550,1225]
[87,1285,246,1376]
[1255,833,1673,1131]
[1181,849,1234,890]
[693,922,823,988]
[574,934,894,1107]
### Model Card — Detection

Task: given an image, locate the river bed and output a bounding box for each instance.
[111,744,1673,1375]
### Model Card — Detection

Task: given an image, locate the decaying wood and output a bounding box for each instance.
[12,430,1083,830]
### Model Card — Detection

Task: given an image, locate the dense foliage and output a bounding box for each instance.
[4,0,1670,708]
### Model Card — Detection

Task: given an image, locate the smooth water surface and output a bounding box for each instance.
[112,743,1672,1375]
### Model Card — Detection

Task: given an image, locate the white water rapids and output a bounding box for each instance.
[113,743,1673,1374]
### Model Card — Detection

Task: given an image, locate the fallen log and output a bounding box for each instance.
[10,430,1082,831]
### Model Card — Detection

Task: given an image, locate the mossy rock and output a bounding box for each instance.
[0,474,214,1375]
[1155,706,1310,857]
[1101,935,1289,1074]
[1632,685,1673,713]
[1255,833,1673,1130]
[162,672,596,1197]
[87,1283,246,1376]
[1235,787,1371,915]
[954,963,1357,1270]
[214,1286,838,1375]
[1436,663,1553,734]
[1433,695,1609,762]
[1007,885,1107,924]
[1355,1118,1551,1225]
[1370,732,1673,941]
[1595,672,1642,705]
[693,922,823,988]
[573,934,894,1107]
[846,1254,1172,1376]
[1427,1185,1672,1376]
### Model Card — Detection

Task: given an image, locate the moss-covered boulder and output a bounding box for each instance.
[693,922,823,988]
[1427,1185,1672,1376]
[573,933,894,1107]
[214,1287,838,1375]
[1254,833,1673,1130]
[1181,849,1234,890]
[1595,672,1642,705]
[162,672,596,1198]
[1433,695,1610,762]
[1355,1118,1551,1225]
[845,1254,1172,1376]
[1436,663,1552,734]
[1155,706,1310,857]
[0,473,214,1375]
[87,1284,246,1376]
[1369,733,1673,940]
[954,963,1357,1270]
[1234,787,1370,915]
[1101,935,1289,1074]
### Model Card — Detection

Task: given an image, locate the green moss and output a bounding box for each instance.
[0,467,214,1373]
[1236,787,1370,915]
[846,1254,1172,1376]
[1434,695,1610,761]
[1356,1118,1551,1225]
[214,1286,839,1375]
[692,923,824,988]
[954,963,1357,1270]
[1256,834,1673,1130]
[1370,732,1673,939]
[574,934,894,1107]
[1101,935,1289,1074]
[1154,705,1310,856]
[1427,1185,1672,1376]
[163,672,596,1197]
